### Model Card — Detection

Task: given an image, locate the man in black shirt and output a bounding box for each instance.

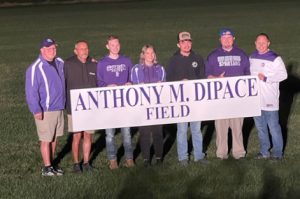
[166,31,208,166]
[64,40,97,173]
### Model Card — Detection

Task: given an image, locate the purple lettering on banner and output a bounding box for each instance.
[146,107,154,120]
[248,78,258,96]
[140,86,151,105]
[87,91,99,110]
[170,105,180,118]
[181,105,190,117]
[99,89,111,108]
[75,93,87,111]
[207,81,212,100]
[152,85,164,104]
[113,88,125,108]
[126,88,138,107]
[169,84,185,103]
[235,79,246,97]
[214,81,222,100]
[194,82,205,101]
[161,106,169,119]
[223,81,234,99]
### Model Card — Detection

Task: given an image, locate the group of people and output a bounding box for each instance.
[25,28,287,176]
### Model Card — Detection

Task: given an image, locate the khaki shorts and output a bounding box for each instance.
[35,111,64,142]
[68,114,95,134]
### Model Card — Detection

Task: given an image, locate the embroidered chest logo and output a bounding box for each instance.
[192,61,198,68]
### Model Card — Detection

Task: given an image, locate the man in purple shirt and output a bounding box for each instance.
[206,28,250,160]
[25,38,65,176]
[97,35,134,169]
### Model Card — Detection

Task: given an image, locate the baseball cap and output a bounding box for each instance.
[40,38,57,48]
[219,28,234,37]
[178,31,192,41]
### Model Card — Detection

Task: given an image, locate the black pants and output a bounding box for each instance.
[139,125,163,160]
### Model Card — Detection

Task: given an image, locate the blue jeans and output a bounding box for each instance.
[177,121,204,161]
[254,110,283,158]
[105,127,133,160]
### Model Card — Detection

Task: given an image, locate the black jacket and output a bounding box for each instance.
[64,55,97,114]
[166,50,205,82]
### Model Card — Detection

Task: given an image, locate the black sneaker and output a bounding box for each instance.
[82,163,93,172]
[73,163,82,173]
[156,158,163,166]
[53,165,64,176]
[143,159,151,167]
[41,166,56,176]
[270,156,283,161]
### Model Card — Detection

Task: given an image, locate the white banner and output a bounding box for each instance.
[70,76,261,131]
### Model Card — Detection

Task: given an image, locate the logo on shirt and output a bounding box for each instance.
[107,64,127,77]
[261,63,265,67]
[217,56,241,67]
[192,61,198,68]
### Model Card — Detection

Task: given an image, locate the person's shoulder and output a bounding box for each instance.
[98,55,109,64]
[65,55,76,61]
[119,54,132,62]
[190,50,204,59]
[168,51,181,61]
[233,46,248,56]
[155,63,164,69]
[207,47,220,58]
[132,63,142,70]
[250,50,278,62]
[64,55,77,64]
[55,56,64,63]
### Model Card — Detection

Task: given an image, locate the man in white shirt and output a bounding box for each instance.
[249,33,287,160]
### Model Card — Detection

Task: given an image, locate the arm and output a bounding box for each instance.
[125,59,133,85]
[130,64,140,84]
[264,57,288,83]
[166,58,175,82]
[96,62,108,87]
[25,66,42,116]
[161,66,166,82]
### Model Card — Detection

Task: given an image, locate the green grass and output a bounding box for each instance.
[0,0,300,198]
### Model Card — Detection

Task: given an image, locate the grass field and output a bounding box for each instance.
[0,0,300,198]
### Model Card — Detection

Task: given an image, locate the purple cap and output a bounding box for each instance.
[219,28,234,37]
[40,38,56,48]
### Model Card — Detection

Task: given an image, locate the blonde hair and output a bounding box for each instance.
[139,44,157,65]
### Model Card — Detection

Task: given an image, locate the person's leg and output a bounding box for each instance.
[105,128,118,169]
[121,127,133,160]
[51,137,57,161]
[152,125,164,160]
[230,118,246,159]
[215,119,229,159]
[40,141,51,166]
[266,111,283,158]
[190,121,205,161]
[139,126,151,161]
[72,132,82,164]
[254,112,270,157]
[177,122,188,161]
[106,128,117,160]
[83,132,92,163]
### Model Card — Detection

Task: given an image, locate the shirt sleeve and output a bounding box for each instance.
[25,66,42,114]
[266,56,288,83]
[130,64,139,84]
[96,61,107,87]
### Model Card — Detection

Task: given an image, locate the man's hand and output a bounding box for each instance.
[34,112,43,120]
[258,73,266,81]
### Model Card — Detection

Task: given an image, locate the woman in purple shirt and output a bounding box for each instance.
[131,44,166,167]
